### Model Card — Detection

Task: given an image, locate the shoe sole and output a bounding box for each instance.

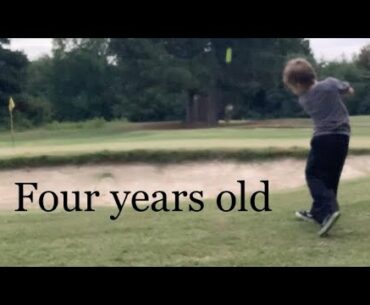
[295,211,314,222]
[318,211,341,237]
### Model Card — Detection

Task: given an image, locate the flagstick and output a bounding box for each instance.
[10,110,15,148]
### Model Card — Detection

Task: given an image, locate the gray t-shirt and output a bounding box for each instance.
[299,77,351,137]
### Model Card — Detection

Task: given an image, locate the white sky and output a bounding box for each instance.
[6,38,370,61]
[8,38,53,60]
[309,38,370,61]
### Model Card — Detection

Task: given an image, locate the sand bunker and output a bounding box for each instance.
[1,156,370,210]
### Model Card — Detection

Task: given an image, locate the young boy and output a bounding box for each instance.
[283,58,354,237]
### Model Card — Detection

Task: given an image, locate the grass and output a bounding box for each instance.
[1,176,370,266]
[1,116,369,266]
[0,116,369,168]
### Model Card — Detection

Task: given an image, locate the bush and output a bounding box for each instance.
[45,117,107,131]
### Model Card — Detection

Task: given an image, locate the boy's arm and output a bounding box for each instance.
[333,78,354,96]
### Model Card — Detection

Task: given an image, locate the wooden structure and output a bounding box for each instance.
[185,90,220,127]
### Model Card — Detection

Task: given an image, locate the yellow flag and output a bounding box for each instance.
[225,47,232,64]
[8,97,15,112]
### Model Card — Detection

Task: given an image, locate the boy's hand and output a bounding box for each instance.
[348,87,355,95]
[343,87,355,97]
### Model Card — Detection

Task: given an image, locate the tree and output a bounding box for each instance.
[107,38,315,122]
[0,39,29,128]
[0,38,10,45]
[7,38,319,126]
[109,38,196,121]
[211,38,313,119]
[357,44,370,70]
[49,38,121,121]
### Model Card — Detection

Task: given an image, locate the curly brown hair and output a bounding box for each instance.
[283,58,316,88]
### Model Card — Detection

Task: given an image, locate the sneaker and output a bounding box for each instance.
[295,210,314,222]
[318,211,341,237]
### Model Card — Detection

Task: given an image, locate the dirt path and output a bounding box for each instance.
[1,156,370,211]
